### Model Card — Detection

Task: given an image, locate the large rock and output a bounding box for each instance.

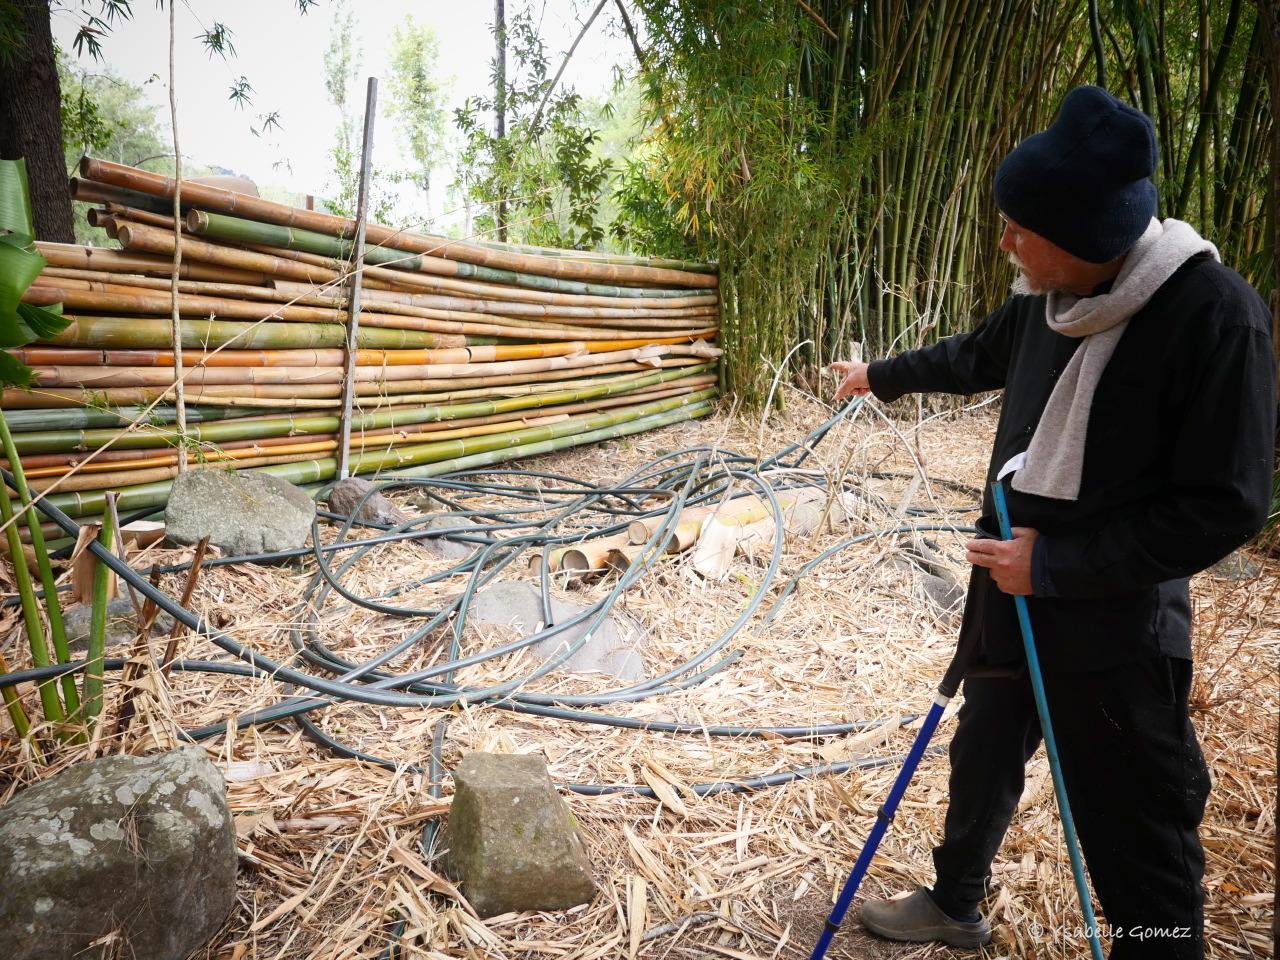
[1208,549,1261,582]
[443,752,595,917]
[63,597,175,652]
[902,540,966,614]
[470,580,647,682]
[421,513,479,561]
[165,468,314,556]
[0,746,237,960]
[326,477,408,527]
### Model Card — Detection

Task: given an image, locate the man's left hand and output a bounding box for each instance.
[966,527,1038,595]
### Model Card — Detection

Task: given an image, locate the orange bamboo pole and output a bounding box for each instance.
[11,335,714,369]
[26,344,719,388]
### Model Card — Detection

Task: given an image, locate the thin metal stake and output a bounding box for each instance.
[338,76,378,480]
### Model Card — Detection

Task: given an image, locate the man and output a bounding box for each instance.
[830,86,1275,958]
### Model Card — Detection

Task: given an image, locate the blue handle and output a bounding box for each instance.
[810,694,950,960]
[991,481,1105,960]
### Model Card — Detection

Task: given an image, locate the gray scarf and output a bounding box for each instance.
[1007,218,1219,501]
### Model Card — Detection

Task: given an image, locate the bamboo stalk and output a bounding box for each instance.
[35,241,269,285]
[43,392,718,517]
[187,208,711,300]
[5,366,715,456]
[83,502,114,723]
[0,463,67,729]
[16,381,709,479]
[4,357,707,408]
[46,315,452,350]
[25,344,716,388]
[31,273,720,321]
[81,158,719,287]
[0,412,81,719]
[11,336,711,369]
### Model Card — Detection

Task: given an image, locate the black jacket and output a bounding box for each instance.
[868,253,1276,672]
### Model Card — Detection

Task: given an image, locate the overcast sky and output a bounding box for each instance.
[51,1,638,219]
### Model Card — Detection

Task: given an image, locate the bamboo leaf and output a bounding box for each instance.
[0,158,34,239]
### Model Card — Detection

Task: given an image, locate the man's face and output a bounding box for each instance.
[998,214,1074,294]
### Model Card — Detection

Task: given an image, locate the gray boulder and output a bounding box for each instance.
[470,580,648,682]
[902,540,966,614]
[63,597,175,652]
[421,513,479,561]
[1208,549,1261,582]
[165,468,314,556]
[0,746,237,960]
[443,752,595,917]
[326,477,408,527]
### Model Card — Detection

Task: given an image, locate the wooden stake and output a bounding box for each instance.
[339,77,378,480]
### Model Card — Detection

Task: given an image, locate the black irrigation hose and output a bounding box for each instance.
[2,400,974,805]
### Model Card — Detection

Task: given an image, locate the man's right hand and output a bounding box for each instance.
[830,361,871,402]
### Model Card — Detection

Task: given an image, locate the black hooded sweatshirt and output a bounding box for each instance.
[867,253,1276,672]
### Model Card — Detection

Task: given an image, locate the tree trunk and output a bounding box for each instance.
[494,0,507,242]
[0,0,74,242]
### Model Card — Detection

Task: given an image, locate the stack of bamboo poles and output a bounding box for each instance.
[3,159,721,521]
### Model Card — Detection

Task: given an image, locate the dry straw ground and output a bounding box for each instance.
[1,390,1274,959]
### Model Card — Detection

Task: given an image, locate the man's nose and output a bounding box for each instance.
[998,223,1015,252]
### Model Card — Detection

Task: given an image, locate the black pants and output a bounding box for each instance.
[931,655,1211,959]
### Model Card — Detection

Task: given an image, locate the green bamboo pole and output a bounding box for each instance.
[48,315,442,350]
[11,363,714,455]
[389,401,715,479]
[0,403,288,433]
[187,209,707,300]
[83,503,114,723]
[0,651,31,737]
[0,412,81,718]
[0,465,67,729]
[43,388,720,517]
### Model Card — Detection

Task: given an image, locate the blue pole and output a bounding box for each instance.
[991,481,1105,960]
[810,692,950,960]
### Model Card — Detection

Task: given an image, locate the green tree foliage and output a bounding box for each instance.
[453,4,613,249]
[57,50,166,173]
[55,49,237,244]
[386,17,448,212]
[322,0,396,222]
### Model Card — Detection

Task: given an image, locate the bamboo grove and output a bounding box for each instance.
[627,0,1276,408]
[2,158,721,530]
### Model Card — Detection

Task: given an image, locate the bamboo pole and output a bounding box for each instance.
[186,207,710,300]
[5,366,714,455]
[39,265,718,311]
[9,337,714,369]
[24,344,717,388]
[29,273,720,322]
[80,157,719,288]
[12,380,711,477]
[42,393,717,517]
[35,241,269,285]
[4,359,712,409]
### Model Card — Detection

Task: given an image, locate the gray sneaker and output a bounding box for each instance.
[859,888,992,949]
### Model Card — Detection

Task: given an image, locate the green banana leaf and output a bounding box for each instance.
[0,158,71,386]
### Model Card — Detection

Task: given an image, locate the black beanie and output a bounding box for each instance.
[994,86,1158,264]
